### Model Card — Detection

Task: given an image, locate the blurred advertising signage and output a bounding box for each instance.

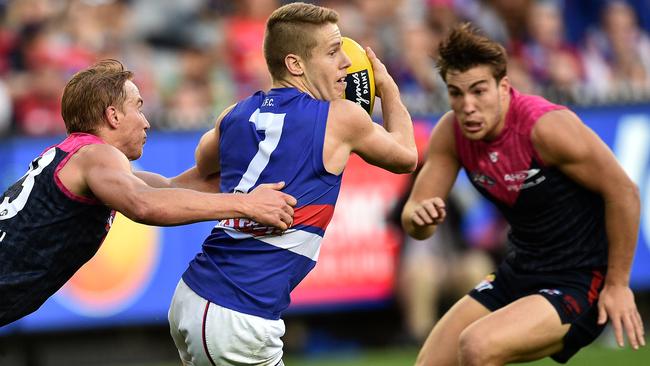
[3,106,650,332]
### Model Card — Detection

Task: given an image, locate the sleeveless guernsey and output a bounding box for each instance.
[0,133,114,326]
[454,88,608,272]
[183,88,342,320]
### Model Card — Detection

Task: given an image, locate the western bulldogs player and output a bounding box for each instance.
[167,3,417,366]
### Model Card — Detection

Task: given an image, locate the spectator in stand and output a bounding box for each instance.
[223,0,278,99]
[506,58,539,95]
[582,0,650,100]
[453,0,510,45]
[13,64,66,136]
[486,0,533,46]
[517,0,583,102]
[0,79,10,136]
[162,46,216,129]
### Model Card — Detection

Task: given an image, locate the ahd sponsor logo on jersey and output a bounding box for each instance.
[504,169,546,192]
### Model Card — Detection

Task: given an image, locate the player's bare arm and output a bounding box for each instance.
[132,105,237,192]
[324,48,417,175]
[60,143,295,228]
[532,109,645,350]
[401,112,460,240]
[133,167,220,193]
[131,104,296,225]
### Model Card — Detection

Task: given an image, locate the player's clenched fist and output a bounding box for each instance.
[410,197,446,227]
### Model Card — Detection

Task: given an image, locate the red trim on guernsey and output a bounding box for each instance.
[587,270,605,305]
[54,133,106,204]
[202,301,217,366]
[293,204,335,230]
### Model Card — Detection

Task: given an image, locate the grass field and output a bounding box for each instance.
[133,342,649,366]
[281,344,650,366]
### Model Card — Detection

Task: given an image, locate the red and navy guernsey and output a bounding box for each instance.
[454,88,608,272]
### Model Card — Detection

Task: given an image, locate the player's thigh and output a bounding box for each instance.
[168,280,285,366]
[461,294,569,363]
[168,279,209,366]
[416,295,491,366]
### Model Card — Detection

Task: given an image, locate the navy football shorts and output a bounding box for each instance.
[469,260,606,363]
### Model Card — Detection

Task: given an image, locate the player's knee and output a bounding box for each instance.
[458,328,502,366]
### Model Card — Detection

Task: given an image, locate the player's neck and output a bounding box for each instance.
[272,78,314,98]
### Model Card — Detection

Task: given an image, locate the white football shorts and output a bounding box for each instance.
[168,279,285,366]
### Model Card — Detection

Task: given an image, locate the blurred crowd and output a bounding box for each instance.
[1,0,650,137]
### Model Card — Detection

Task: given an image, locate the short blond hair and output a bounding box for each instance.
[61,59,133,134]
[264,2,339,81]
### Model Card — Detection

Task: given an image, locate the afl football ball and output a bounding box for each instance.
[342,37,376,115]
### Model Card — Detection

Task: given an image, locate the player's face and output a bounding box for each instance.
[445,65,510,141]
[117,80,150,160]
[302,22,351,101]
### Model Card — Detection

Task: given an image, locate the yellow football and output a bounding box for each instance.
[342,37,375,115]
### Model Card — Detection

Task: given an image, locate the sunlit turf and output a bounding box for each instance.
[128,342,649,366]
[281,343,649,366]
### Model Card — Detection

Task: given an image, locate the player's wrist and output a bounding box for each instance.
[377,80,399,100]
[604,272,631,287]
[230,193,253,219]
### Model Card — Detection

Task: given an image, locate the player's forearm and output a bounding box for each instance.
[379,85,418,172]
[170,166,221,193]
[604,183,641,286]
[123,188,248,226]
[380,85,416,148]
[134,171,172,188]
[135,168,220,193]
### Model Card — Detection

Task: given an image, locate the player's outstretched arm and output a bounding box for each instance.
[401,112,460,239]
[80,144,296,228]
[133,167,221,193]
[533,109,645,350]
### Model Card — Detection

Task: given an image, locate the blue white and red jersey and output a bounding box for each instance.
[182,88,342,320]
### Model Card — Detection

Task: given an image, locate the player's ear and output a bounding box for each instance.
[498,76,510,93]
[104,106,120,129]
[285,54,304,76]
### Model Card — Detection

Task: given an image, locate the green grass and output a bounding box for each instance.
[125,342,650,366]
[281,343,650,366]
[524,343,650,366]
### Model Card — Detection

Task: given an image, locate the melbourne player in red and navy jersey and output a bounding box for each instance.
[402,24,645,365]
[0,60,294,327]
[167,3,417,366]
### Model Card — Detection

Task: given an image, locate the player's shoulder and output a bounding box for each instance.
[431,110,456,137]
[438,110,456,127]
[428,111,458,155]
[74,143,129,169]
[328,98,372,126]
[532,109,583,143]
[215,103,237,129]
[531,109,589,164]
